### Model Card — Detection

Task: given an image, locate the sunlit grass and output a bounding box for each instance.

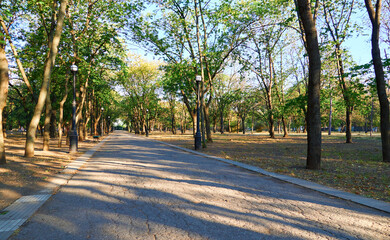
[150,131,390,202]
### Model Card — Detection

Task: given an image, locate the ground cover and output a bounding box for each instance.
[0,132,101,210]
[150,132,390,202]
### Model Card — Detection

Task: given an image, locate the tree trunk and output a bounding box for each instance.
[204,103,212,142]
[171,115,176,134]
[25,0,68,157]
[335,44,353,143]
[251,114,254,134]
[345,107,353,143]
[364,0,390,162]
[370,96,374,137]
[242,116,246,134]
[296,0,322,170]
[83,113,90,140]
[183,110,187,133]
[269,112,275,138]
[58,76,69,147]
[50,109,57,138]
[266,88,275,138]
[282,115,288,137]
[0,46,9,164]
[79,117,85,141]
[191,112,196,136]
[328,94,332,135]
[220,106,224,134]
[201,99,206,145]
[43,90,52,151]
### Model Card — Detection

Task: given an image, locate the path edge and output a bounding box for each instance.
[145,135,390,214]
[0,136,111,240]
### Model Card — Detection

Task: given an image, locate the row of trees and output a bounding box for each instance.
[0,0,389,171]
[0,0,138,163]
[119,59,379,136]
[122,0,389,170]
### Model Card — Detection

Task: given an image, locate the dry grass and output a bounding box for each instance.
[150,131,390,202]
[0,132,101,210]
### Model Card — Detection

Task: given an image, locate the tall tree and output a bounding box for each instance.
[295,0,322,169]
[321,0,356,143]
[25,0,68,157]
[364,0,390,162]
[129,0,250,145]
[0,26,9,164]
[118,55,160,134]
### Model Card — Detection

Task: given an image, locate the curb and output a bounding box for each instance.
[146,136,390,214]
[0,136,111,240]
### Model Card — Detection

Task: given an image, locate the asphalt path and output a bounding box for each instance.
[11,131,390,239]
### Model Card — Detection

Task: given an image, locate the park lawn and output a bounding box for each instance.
[150,132,390,202]
[0,133,101,210]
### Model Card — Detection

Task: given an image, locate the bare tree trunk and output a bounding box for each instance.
[171,115,176,134]
[0,46,9,164]
[328,94,332,135]
[191,112,196,136]
[79,117,85,141]
[43,90,52,151]
[365,0,390,162]
[204,103,212,142]
[251,114,254,134]
[183,110,187,133]
[242,116,246,134]
[201,98,206,145]
[50,109,57,138]
[25,0,68,157]
[282,116,288,137]
[370,96,374,137]
[345,107,353,143]
[58,75,69,147]
[269,112,275,138]
[296,0,322,170]
[220,106,224,134]
[335,44,353,143]
[83,113,90,140]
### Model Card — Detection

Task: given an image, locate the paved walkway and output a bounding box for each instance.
[9,132,390,239]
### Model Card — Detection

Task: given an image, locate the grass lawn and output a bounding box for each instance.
[150,131,390,202]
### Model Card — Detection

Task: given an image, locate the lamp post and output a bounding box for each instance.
[145,109,149,137]
[69,64,78,153]
[108,116,111,133]
[195,75,202,150]
[101,107,104,136]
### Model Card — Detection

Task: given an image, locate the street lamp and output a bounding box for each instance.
[195,75,202,150]
[69,64,78,153]
[108,116,111,133]
[101,107,104,136]
[145,109,149,137]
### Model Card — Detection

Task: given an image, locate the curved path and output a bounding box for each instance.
[11,132,390,239]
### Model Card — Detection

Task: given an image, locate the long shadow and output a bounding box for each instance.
[91,144,384,216]
[11,132,390,239]
[12,171,388,239]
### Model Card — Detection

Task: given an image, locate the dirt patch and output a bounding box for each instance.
[150,132,390,202]
[0,133,103,210]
